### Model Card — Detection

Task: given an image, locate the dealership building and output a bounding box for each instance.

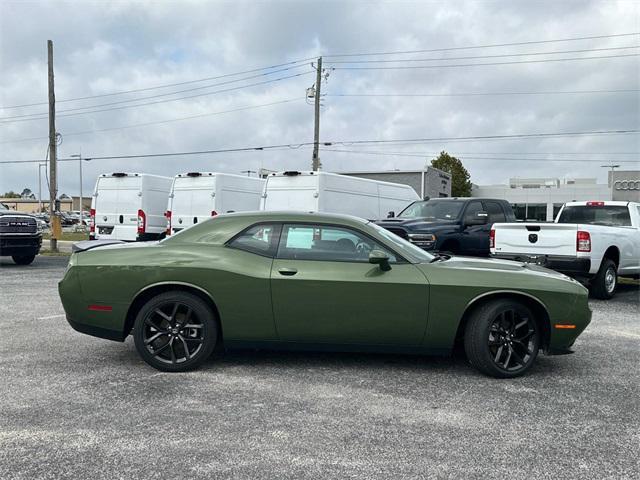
[471,170,639,221]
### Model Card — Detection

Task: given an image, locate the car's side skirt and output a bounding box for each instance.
[224,340,451,357]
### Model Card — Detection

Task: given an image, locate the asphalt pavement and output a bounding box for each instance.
[1,256,638,479]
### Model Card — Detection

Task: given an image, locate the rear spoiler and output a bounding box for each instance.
[72,239,126,253]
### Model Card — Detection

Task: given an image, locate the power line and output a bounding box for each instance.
[325,32,640,58]
[0,98,305,144]
[329,53,639,70]
[0,57,315,110]
[327,88,640,98]
[323,148,639,163]
[0,72,313,124]
[0,64,311,120]
[325,45,638,64]
[1,129,637,164]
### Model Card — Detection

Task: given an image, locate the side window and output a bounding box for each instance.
[484,201,506,224]
[228,223,280,257]
[277,224,398,263]
[464,201,484,220]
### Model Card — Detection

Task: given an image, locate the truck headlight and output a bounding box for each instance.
[407,233,436,247]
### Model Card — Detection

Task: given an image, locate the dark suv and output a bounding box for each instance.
[376,198,515,256]
[0,204,42,264]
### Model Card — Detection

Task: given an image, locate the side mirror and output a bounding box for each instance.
[387,211,395,218]
[465,211,488,226]
[369,249,391,271]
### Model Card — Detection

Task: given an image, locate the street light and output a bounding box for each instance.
[601,164,620,201]
[70,154,87,226]
[38,162,47,213]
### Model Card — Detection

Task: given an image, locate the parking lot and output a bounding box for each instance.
[1,255,638,479]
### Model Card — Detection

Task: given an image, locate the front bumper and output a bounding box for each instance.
[492,253,590,276]
[0,234,42,256]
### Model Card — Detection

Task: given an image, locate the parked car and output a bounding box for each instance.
[166,172,265,235]
[491,201,640,299]
[377,198,515,256]
[90,172,173,241]
[59,211,591,378]
[0,204,42,265]
[260,171,420,220]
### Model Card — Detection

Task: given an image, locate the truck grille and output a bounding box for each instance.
[384,227,408,240]
[0,216,37,234]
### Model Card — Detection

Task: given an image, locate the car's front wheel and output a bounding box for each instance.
[12,255,36,265]
[464,299,540,378]
[133,291,218,372]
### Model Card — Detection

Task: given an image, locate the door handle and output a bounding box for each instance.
[278,267,298,276]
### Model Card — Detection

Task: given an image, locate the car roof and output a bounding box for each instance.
[215,210,370,226]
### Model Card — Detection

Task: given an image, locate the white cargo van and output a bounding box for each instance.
[166,172,265,235]
[90,173,173,241]
[260,171,420,220]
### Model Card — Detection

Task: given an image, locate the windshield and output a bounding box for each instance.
[369,223,434,262]
[558,205,631,226]
[399,200,465,220]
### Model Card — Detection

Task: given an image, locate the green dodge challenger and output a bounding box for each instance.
[59,211,591,378]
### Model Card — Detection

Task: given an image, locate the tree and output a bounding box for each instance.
[430,151,472,197]
[1,191,21,198]
[20,188,33,198]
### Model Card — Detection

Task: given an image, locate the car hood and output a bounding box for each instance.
[376,218,458,229]
[419,255,577,282]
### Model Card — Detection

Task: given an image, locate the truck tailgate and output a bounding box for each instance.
[493,223,578,256]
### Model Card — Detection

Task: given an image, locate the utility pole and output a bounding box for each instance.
[47,40,60,252]
[311,56,322,171]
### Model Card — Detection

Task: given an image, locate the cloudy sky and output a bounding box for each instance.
[0,0,638,197]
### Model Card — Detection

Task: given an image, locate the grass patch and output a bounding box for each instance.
[39,250,71,257]
[42,232,89,241]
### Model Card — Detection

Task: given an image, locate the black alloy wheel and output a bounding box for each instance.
[465,299,540,378]
[133,291,218,372]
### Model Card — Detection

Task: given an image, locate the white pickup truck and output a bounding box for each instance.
[491,201,640,299]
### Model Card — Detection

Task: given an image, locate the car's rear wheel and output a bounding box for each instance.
[590,258,617,300]
[464,299,540,378]
[12,255,36,265]
[133,291,218,372]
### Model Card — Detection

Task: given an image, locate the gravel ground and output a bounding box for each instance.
[1,256,638,479]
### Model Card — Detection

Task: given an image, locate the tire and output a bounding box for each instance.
[464,299,540,378]
[590,258,617,300]
[12,255,36,265]
[133,291,218,372]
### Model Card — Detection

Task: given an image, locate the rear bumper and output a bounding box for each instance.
[492,253,591,276]
[65,316,125,342]
[0,234,42,256]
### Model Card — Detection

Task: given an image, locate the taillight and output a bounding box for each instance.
[165,210,172,235]
[577,231,591,252]
[586,201,605,206]
[489,228,495,249]
[89,208,96,236]
[137,209,146,234]
[211,210,218,217]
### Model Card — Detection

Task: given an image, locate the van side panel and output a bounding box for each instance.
[262,175,319,212]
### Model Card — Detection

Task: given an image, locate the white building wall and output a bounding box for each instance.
[472,182,611,221]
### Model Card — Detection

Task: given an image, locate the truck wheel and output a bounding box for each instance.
[12,255,36,265]
[464,299,540,378]
[590,258,617,300]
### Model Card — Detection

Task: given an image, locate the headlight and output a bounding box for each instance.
[407,233,436,247]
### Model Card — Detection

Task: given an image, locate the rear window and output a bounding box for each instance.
[558,206,631,226]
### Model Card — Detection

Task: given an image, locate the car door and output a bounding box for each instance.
[270,223,430,345]
[460,201,488,255]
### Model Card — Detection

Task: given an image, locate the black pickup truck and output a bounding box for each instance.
[0,204,42,265]
[376,198,515,256]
